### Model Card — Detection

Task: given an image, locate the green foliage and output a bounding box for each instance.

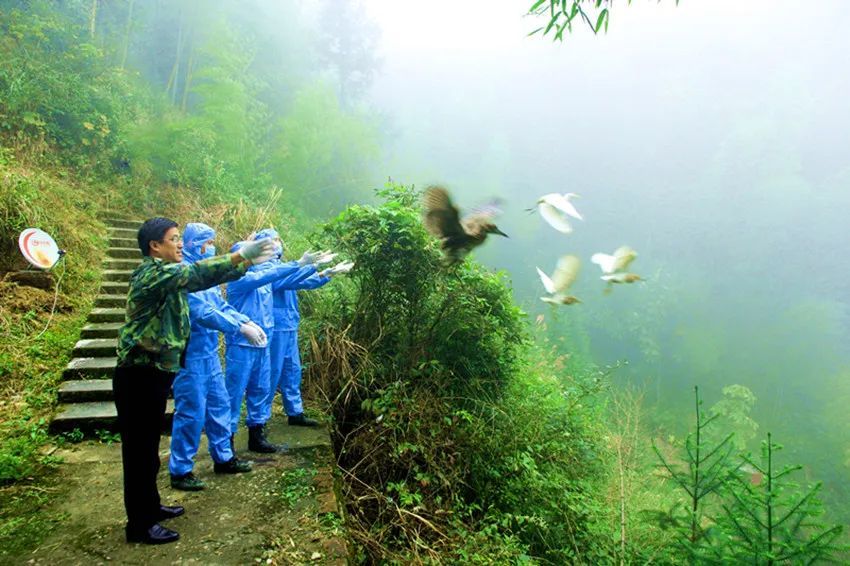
[709,384,759,451]
[653,386,737,559]
[277,468,315,509]
[527,0,678,40]
[302,182,610,562]
[0,4,142,171]
[710,434,845,564]
[652,389,846,563]
[272,81,380,214]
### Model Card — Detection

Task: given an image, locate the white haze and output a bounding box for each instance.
[355,0,850,521]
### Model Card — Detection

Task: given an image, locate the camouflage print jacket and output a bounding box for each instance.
[117,255,248,372]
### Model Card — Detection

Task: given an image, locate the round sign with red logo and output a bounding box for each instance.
[18,228,60,270]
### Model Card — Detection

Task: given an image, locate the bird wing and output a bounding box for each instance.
[551,254,580,292]
[423,186,465,240]
[612,246,637,272]
[461,198,503,231]
[555,194,583,220]
[591,253,616,274]
[538,202,573,233]
[536,267,557,294]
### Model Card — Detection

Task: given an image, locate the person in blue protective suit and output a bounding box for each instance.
[168,223,264,492]
[253,228,334,428]
[224,241,331,452]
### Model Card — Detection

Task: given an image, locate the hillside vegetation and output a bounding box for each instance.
[1,1,845,563]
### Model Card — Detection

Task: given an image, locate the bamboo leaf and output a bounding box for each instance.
[595,8,609,33]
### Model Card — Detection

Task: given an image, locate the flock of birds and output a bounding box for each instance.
[422,186,642,306]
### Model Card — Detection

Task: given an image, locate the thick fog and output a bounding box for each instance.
[358,0,850,521]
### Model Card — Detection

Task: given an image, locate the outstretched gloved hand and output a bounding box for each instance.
[314,250,337,266]
[239,321,267,347]
[239,238,275,265]
[320,260,355,277]
[297,250,318,267]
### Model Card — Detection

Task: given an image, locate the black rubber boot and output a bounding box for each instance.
[288,413,319,427]
[214,457,252,474]
[247,425,278,453]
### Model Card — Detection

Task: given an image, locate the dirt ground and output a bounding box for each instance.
[9,415,348,565]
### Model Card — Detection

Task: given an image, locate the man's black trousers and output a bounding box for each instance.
[113,365,175,530]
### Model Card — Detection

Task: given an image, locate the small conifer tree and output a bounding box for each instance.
[711,433,844,564]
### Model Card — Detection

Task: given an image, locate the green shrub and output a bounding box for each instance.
[302,182,610,562]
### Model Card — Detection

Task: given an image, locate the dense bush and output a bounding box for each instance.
[301,183,611,562]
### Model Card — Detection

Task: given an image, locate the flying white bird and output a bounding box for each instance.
[534,193,583,234]
[591,246,641,289]
[537,254,581,305]
[591,246,638,275]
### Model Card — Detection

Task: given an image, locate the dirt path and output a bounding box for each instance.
[10,415,347,565]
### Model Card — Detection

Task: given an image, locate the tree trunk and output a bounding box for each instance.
[165,10,184,103]
[180,39,195,112]
[120,0,135,69]
[89,0,98,39]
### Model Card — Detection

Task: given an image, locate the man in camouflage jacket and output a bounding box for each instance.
[114,217,273,545]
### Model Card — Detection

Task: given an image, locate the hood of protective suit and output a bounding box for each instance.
[253,227,283,260]
[183,222,216,264]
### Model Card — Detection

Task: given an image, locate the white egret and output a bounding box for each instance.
[537,254,581,305]
[534,193,583,234]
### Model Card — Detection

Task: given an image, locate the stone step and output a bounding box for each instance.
[49,399,174,434]
[72,338,118,358]
[57,379,173,403]
[100,281,129,294]
[103,269,133,282]
[107,247,141,259]
[58,379,114,402]
[89,308,125,323]
[106,218,143,230]
[94,294,126,308]
[108,236,137,248]
[80,322,122,339]
[63,357,117,380]
[108,227,137,239]
[104,258,141,271]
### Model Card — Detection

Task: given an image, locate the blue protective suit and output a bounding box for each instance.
[224,241,316,434]
[169,223,248,476]
[252,229,331,418]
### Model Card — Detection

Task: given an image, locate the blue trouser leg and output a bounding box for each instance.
[204,359,234,464]
[266,328,287,418]
[226,344,270,433]
[280,331,304,416]
[169,365,208,477]
[226,345,253,435]
[245,346,271,427]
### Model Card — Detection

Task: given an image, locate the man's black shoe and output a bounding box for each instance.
[214,457,252,474]
[288,413,319,427]
[248,425,278,453]
[157,505,185,521]
[126,523,180,545]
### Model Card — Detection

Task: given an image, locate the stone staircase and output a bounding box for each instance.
[50,218,175,434]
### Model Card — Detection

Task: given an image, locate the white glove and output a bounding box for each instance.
[298,250,320,266]
[315,250,337,266]
[322,260,355,277]
[239,321,267,347]
[239,238,275,265]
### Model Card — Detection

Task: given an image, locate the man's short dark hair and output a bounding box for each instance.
[138,217,178,256]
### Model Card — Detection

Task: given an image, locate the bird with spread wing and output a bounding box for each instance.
[422,186,508,265]
[537,254,582,305]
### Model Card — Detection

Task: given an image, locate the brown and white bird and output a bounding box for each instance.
[422,186,508,264]
[591,246,642,291]
[538,254,582,305]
